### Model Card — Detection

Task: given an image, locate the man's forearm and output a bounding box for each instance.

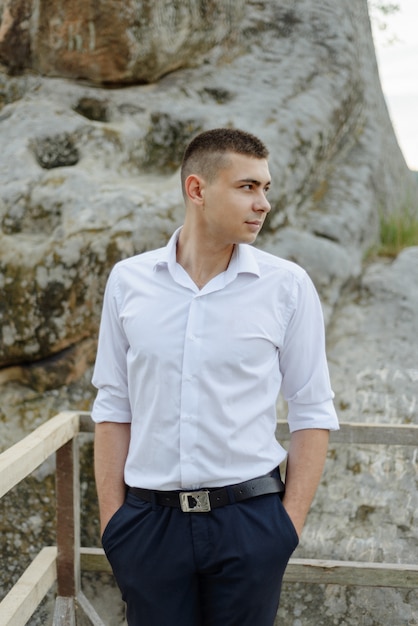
[94,421,131,535]
[282,428,329,538]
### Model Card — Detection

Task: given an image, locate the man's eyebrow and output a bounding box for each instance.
[237,178,271,187]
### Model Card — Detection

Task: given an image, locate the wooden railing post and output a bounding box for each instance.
[55,436,81,598]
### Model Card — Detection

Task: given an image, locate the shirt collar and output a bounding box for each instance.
[153,227,181,273]
[154,226,260,283]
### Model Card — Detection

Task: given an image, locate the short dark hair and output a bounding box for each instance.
[180,128,269,195]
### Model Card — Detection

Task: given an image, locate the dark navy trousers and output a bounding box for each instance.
[102,487,299,626]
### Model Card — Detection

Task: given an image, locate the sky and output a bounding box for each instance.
[371,0,418,171]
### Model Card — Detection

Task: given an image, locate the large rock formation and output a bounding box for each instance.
[0,1,417,624]
[0,0,415,384]
[280,247,418,626]
[0,0,244,82]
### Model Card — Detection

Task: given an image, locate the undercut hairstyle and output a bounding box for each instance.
[180,128,269,196]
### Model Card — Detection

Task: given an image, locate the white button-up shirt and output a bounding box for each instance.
[92,228,339,490]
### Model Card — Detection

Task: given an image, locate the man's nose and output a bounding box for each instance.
[254,193,271,213]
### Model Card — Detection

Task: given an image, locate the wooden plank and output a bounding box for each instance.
[284,558,418,588]
[80,548,418,589]
[56,439,80,598]
[52,597,76,626]
[332,422,418,446]
[0,546,57,626]
[80,548,112,574]
[276,421,418,446]
[79,413,95,434]
[77,591,107,626]
[79,413,418,445]
[0,411,80,499]
[80,413,414,445]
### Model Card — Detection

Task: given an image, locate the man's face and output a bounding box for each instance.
[200,153,272,246]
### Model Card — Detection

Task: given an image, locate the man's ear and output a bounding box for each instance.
[184,174,205,205]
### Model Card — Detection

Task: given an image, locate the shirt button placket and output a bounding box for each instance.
[179,295,203,487]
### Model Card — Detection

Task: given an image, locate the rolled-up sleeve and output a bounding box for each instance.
[279,271,339,433]
[91,267,132,424]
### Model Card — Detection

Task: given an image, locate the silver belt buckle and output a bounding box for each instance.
[180,490,211,513]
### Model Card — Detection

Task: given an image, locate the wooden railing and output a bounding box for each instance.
[0,412,417,625]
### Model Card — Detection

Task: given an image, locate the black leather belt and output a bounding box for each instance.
[128,473,285,513]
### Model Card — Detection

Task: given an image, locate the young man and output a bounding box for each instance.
[92,128,339,625]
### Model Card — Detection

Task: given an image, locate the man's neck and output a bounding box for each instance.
[176,228,235,290]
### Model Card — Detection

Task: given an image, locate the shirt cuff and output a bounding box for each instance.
[91,388,132,423]
[287,397,339,433]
